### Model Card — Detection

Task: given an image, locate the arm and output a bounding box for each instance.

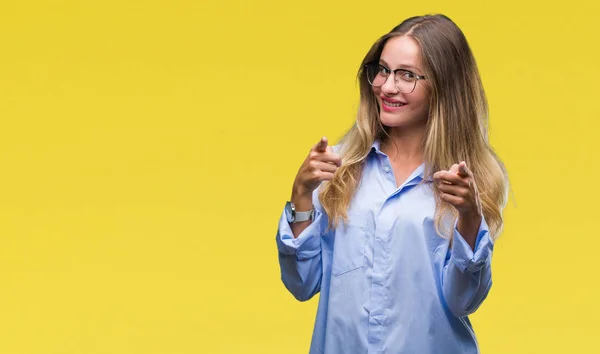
[441,217,494,317]
[276,137,340,301]
[276,188,327,302]
[434,161,497,317]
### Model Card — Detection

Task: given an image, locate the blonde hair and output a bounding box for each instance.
[319,14,509,240]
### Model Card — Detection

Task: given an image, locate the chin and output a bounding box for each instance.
[379,111,410,127]
[379,110,427,129]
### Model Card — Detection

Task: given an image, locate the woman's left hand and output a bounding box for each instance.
[433,161,482,247]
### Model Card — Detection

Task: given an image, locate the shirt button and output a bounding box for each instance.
[383,166,390,173]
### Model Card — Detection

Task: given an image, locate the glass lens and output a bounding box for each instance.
[395,70,417,93]
[366,64,387,87]
[366,65,419,93]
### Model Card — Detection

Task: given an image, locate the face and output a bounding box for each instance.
[372,35,430,130]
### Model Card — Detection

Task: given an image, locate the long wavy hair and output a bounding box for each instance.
[318,14,509,240]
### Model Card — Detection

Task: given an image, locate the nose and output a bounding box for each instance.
[380,74,398,95]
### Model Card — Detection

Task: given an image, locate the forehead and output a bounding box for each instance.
[379,36,422,70]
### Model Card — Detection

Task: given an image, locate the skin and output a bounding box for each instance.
[434,162,483,249]
[290,137,341,238]
[290,36,483,250]
[374,36,430,187]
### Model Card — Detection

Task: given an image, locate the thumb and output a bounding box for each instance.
[449,163,460,174]
[315,137,328,153]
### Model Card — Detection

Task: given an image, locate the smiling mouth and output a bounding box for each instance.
[383,100,405,107]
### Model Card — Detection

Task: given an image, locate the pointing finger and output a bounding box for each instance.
[315,137,328,153]
[457,161,470,177]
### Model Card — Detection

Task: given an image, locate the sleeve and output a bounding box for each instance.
[275,188,327,302]
[441,216,494,318]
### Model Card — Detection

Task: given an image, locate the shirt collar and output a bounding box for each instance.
[369,140,433,183]
[370,140,383,155]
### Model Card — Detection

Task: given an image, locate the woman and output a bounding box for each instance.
[276,14,508,354]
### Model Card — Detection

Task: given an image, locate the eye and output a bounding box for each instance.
[378,65,391,75]
[398,69,417,81]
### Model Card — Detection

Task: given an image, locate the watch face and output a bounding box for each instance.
[285,202,295,222]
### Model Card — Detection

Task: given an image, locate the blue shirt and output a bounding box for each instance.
[276,141,494,354]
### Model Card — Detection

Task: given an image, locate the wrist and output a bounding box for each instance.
[459,210,482,225]
[291,185,313,208]
[457,212,482,248]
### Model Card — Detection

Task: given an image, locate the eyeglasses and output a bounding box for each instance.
[364,62,426,94]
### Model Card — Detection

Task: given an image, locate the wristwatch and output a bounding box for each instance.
[285,201,314,223]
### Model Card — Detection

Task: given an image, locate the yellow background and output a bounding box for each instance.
[0,0,598,353]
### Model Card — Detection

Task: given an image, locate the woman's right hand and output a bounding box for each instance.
[291,137,342,203]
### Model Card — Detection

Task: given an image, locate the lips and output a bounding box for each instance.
[381,95,406,104]
[380,96,407,112]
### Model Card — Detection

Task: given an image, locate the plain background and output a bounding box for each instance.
[1,0,599,353]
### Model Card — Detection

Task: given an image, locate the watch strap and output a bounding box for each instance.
[293,209,314,223]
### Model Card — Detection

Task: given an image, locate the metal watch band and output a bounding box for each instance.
[293,209,314,223]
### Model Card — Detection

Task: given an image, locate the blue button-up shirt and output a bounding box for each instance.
[276,141,494,354]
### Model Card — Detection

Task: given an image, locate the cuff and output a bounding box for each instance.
[276,208,324,260]
[451,216,494,273]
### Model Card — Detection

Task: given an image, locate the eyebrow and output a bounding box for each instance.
[379,59,421,72]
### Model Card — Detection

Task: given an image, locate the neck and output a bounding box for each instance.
[380,124,426,164]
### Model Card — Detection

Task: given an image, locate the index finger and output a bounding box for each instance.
[314,137,328,153]
[457,161,471,178]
